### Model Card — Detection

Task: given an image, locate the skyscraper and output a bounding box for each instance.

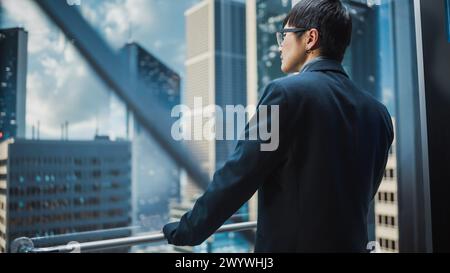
[183,0,247,206]
[172,0,250,252]
[0,28,27,141]
[121,43,181,231]
[0,138,132,253]
[375,118,398,253]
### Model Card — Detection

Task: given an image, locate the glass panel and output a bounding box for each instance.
[0,0,136,253]
[0,0,254,253]
[0,0,420,253]
[343,0,407,253]
[255,0,292,97]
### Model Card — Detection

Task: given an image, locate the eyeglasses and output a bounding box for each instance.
[276,28,307,47]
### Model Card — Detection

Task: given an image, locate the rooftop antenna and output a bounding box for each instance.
[65,121,69,141]
[37,121,40,140]
[127,19,133,43]
[126,107,131,140]
[95,118,99,137]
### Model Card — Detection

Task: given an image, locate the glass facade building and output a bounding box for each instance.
[0,28,27,141]
[0,138,132,253]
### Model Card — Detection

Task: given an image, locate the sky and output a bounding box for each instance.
[0,0,200,140]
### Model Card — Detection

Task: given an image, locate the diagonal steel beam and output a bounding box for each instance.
[33,0,210,190]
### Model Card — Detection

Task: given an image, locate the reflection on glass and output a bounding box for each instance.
[256,0,292,97]
[343,0,398,253]
[0,0,251,254]
[0,0,136,253]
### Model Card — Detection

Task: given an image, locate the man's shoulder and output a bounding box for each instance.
[269,72,390,114]
[271,72,329,92]
[272,72,314,85]
[266,73,330,101]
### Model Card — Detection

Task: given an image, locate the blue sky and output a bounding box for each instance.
[1,0,199,140]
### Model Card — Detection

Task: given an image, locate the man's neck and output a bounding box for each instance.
[299,55,326,73]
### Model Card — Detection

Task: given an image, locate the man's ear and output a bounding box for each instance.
[305,28,320,51]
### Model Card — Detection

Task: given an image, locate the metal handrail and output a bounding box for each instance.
[12,221,257,253]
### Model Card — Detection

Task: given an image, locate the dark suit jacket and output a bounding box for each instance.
[163,58,394,252]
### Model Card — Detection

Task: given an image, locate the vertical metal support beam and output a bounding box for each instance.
[392,0,432,252]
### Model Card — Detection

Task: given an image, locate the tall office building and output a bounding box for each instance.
[246,0,292,221]
[121,43,181,231]
[183,0,247,204]
[0,28,28,141]
[170,0,250,252]
[0,138,132,253]
[375,118,398,253]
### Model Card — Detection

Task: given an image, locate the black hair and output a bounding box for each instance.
[283,0,352,62]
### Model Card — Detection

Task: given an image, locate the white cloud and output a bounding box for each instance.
[153,40,163,50]
[103,2,131,46]
[81,0,155,48]
[0,0,70,54]
[382,88,394,107]
[124,0,154,26]
[79,3,99,25]
[26,44,115,140]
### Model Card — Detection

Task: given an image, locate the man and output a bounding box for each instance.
[163,0,394,252]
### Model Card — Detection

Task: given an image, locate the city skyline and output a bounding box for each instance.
[0,0,200,141]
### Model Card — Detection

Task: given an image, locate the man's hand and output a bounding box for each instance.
[163,221,180,245]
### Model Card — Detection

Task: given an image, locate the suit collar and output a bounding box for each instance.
[300,57,349,78]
